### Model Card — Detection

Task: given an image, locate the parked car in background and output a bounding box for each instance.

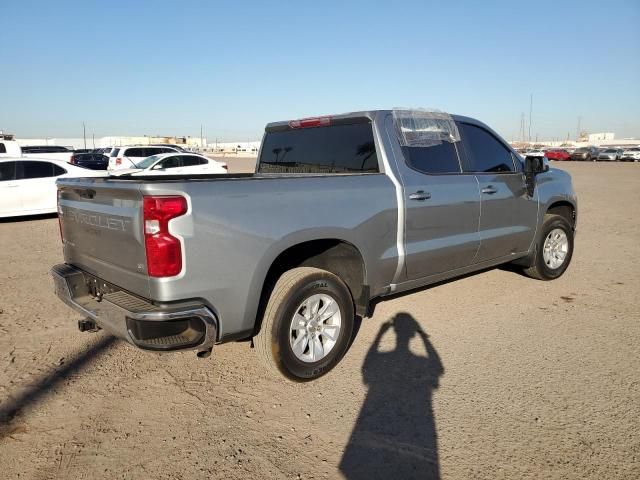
[545,149,571,161]
[0,139,74,162]
[110,153,227,176]
[523,149,545,158]
[0,158,106,218]
[21,145,74,162]
[570,146,599,161]
[70,152,109,170]
[597,148,621,161]
[621,147,640,162]
[108,145,182,170]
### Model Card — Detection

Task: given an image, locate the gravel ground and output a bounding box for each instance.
[0,162,638,479]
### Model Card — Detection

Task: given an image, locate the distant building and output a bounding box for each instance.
[588,132,615,142]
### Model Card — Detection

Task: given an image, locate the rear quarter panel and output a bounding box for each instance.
[141,174,398,339]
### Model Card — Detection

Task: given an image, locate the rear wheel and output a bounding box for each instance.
[523,214,574,280]
[254,267,354,381]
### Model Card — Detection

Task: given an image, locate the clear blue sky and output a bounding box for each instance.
[1,0,638,141]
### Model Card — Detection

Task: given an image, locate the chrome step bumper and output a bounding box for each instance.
[51,264,217,355]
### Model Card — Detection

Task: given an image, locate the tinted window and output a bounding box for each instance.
[125,148,146,157]
[22,145,69,153]
[458,123,515,173]
[110,148,120,157]
[182,155,207,167]
[401,142,461,174]
[0,144,6,154]
[53,164,67,176]
[0,161,16,181]
[158,156,182,169]
[258,122,379,174]
[19,161,56,179]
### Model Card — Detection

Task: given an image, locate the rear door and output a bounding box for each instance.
[0,161,22,215]
[393,132,481,280]
[456,122,538,262]
[180,155,210,174]
[16,161,66,213]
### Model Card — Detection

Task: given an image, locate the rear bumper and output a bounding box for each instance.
[51,264,217,354]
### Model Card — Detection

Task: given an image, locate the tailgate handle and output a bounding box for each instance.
[74,188,96,199]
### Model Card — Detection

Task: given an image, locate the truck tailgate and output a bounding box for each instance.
[57,178,150,298]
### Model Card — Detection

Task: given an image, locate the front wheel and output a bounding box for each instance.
[523,214,574,280]
[254,267,355,381]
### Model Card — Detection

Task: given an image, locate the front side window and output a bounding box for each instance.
[457,123,515,173]
[0,161,16,181]
[158,156,182,169]
[258,121,379,174]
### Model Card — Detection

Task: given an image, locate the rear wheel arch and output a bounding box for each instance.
[254,239,368,335]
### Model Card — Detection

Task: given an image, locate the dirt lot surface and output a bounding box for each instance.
[1,162,639,479]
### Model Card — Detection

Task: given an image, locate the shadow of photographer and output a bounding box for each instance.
[340,312,444,480]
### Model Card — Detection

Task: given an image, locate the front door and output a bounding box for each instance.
[456,122,538,263]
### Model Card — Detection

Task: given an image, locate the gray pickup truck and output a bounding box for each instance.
[52,109,577,381]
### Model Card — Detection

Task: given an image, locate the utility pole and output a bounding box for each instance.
[576,116,581,142]
[528,94,533,143]
[83,122,86,149]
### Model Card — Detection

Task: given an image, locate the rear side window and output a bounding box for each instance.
[0,161,16,181]
[457,123,515,173]
[401,142,461,174]
[181,155,207,167]
[18,161,58,179]
[110,148,120,157]
[53,164,66,176]
[125,148,146,157]
[0,143,6,154]
[258,122,379,174]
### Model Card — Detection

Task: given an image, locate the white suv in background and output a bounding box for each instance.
[108,145,181,170]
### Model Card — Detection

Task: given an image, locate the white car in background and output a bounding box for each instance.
[523,149,545,158]
[110,153,227,176]
[108,145,182,170]
[621,147,640,162]
[0,158,107,218]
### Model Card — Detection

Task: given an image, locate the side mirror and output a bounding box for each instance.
[524,156,549,174]
[524,156,548,197]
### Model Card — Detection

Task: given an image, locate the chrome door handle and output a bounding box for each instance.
[409,190,431,201]
[481,186,498,194]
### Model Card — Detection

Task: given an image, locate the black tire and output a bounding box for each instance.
[254,267,354,381]
[523,214,574,280]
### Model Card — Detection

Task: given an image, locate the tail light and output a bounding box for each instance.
[143,196,188,277]
[116,158,122,166]
[288,116,331,129]
[70,155,77,165]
